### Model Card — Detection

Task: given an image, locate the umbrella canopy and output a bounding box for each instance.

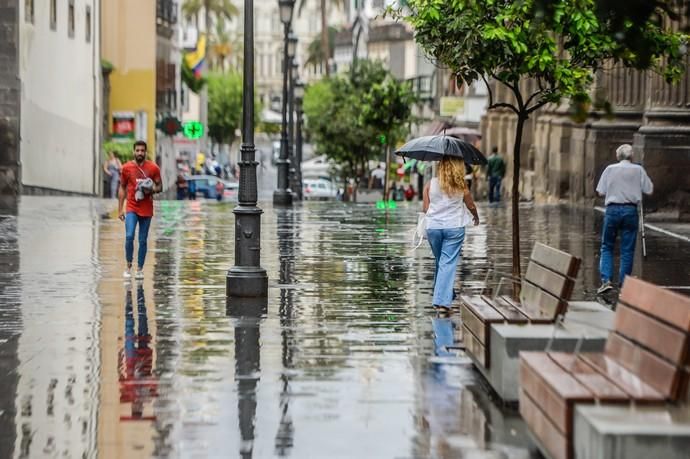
[395,135,488,165]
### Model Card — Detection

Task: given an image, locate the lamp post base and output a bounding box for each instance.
[273,189,293,206]
[227,266,268,298]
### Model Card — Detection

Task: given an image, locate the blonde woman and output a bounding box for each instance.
[422,157,480,312]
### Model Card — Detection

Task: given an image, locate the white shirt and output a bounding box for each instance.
[596,160,653,205]
[425,178,473,229]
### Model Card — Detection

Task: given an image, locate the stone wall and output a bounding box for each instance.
[0,1,20,195]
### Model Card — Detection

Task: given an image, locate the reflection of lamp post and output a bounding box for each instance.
[293,79,305,201]
[275,209,295,456]
[274,0,296,206]
[227,303,265,459]
[226,0,268,299]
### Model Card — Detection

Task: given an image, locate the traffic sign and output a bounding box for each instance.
[183,121,204,139]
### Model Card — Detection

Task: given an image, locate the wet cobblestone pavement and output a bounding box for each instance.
[0,196,688,458]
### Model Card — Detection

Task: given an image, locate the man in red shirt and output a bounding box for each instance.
[118,141,162,279]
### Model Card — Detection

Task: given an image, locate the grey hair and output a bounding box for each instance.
[616,144,634,161]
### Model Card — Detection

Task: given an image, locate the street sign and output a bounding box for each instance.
[440,97,465,117]
[183,121,204,139]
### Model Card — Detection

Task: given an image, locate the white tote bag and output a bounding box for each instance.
[412,212,427,249]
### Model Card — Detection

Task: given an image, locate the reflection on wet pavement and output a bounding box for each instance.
[0,196,688,458]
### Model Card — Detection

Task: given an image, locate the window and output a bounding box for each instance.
[68,0,75,38]
[85,6,91,42]
[25,0,34,24]
[50,0,57,30]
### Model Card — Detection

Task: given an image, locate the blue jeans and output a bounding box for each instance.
[125,212,152,269]
[427,227,466,307]
[489,176,502,202]
[599,205,638,285]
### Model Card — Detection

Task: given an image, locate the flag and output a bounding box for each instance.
[184,34,207,77]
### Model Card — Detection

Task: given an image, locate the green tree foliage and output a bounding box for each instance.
[103,141,134,162]
[298,0,347,76]
[303,60,415,182]
[305,26,338,71]
[182,0,238,29]
[207,72,261,146]
[396,0,687,278]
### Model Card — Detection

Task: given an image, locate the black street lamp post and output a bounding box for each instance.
[226,0,268,299]
[273,0,296,206]
[294,79,305,201]
[288,56,299,198]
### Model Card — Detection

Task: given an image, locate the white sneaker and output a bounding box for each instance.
[123,268,132,279]
[135,269,144,280]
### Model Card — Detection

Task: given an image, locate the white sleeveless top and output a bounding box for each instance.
[426,178,472,229]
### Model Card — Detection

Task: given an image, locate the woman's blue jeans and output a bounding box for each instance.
[427,227,466,307]
[599,205,638,285]
[125,212,152,269]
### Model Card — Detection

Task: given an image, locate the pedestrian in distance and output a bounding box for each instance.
[215,179,224,202]
[118,141,162,280]
[423,156,480,313]
[175,172,188,200]
[596,144,653,295]
[405,184,415,201]
[486,147,506,203]
[104,151,122,199]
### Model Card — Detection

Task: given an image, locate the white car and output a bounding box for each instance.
[301,155,339,179]
[303,178,337,200]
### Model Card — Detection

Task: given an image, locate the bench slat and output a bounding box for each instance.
[530,242,581,278]
[520,389,570,459]
[460,295,504,322]
[519,281,565,320]
[619,276,690,332]
[525,262,574,300]
[480,295,529,322]
[460,303,489,344]
[521,352,593,434]
[578,353,665,402]
[548,352,629,401]
[462,324,487,367]
[614,303,689,365]
[605,332,683,399]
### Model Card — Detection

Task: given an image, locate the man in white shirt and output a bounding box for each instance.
[595,144,653,294]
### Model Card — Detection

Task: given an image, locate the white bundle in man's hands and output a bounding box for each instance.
[135,178,154,201]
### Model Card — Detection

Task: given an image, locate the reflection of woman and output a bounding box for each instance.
[423,157,480,312]
[103,152,122,198]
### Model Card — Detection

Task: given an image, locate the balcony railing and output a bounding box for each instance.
[156,0,177,27]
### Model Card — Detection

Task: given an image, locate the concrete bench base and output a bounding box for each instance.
[466,301,613,403]
[574,404,690,459]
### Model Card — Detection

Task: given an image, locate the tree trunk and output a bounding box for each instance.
[511,114,527,294]
[320,0,329,76]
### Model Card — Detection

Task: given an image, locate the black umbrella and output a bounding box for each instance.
[395,135,488,165]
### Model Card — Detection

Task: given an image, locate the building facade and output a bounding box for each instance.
[0,0,101,195]
[102,0,181,193]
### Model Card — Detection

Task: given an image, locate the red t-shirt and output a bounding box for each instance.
[121,160,161,217]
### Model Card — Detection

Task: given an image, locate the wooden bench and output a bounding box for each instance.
[519,277,690,459]
[461,243,581,368]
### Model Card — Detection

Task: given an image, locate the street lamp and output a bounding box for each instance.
[294,79,305,201]
[288,57,299,197]
[273,0,296,206]
[227,0,268,299]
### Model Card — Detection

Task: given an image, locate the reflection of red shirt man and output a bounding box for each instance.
[118,140,162,280]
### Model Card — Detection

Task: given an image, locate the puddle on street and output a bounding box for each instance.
[0,196,688,458]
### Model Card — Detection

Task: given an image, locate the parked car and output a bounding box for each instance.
[185,175,238,200]
[303,178,337,200]
[301,155,339,179]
